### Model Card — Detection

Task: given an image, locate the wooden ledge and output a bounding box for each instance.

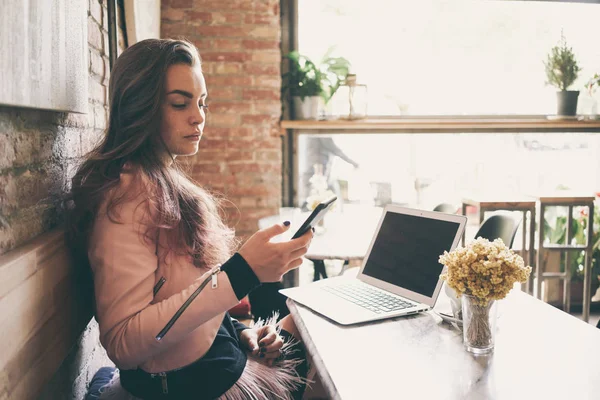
[281,117,600,133]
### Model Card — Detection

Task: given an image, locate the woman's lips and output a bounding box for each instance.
[185,134,201,141]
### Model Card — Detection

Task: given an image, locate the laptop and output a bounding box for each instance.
[280,204,467,325]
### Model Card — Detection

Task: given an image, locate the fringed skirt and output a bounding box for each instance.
[98,316,309,400]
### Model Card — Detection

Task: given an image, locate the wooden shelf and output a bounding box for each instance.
[280,117,600,133]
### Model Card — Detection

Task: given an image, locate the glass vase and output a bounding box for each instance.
[461,294,498,354]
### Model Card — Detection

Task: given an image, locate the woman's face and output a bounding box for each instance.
[160,63,208,159]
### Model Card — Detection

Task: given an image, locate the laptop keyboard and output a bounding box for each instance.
[322,281,415,314]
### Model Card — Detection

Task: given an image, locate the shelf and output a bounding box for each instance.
[280,117,600,133]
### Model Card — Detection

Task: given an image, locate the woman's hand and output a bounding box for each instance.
[239,325,284,366]
[238,222,313,283]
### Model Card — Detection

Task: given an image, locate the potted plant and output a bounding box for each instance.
[282,50,350,120]
[544,32,581,116]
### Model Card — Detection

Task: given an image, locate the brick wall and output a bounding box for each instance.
[0,1,123,397]
[161,0,283,240]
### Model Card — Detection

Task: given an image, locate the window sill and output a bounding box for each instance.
[280,117,600,133]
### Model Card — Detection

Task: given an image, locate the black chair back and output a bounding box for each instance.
[475,214,521,248]
[433,203,457,214]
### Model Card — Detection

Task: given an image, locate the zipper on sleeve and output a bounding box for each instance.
[153,277,166,296]
[155,265,222,341]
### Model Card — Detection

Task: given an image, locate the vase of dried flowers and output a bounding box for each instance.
[461,294,498,354]
[439,237,532,354]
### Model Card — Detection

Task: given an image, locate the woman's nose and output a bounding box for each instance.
[190,105,204,125]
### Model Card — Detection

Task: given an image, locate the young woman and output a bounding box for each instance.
[66,38,313,399]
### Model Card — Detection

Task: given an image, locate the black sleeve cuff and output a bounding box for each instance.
[221,252,261,300]
[231,317,250,333]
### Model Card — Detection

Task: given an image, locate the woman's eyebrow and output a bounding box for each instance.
[166,89,193,98]
[166,89,208,98]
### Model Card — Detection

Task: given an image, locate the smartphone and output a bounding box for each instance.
[291,196,337,239]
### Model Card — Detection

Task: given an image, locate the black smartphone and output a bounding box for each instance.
[291,196,337,239]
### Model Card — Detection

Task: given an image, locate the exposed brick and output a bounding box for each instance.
[242,40,279,50]
[206,127,253,138]
[194,25,252,38]
[53,127,82,159]
[195,38,242,52]
[244,13,279,26]
[192,169,236,185]
[88,76,106,104]
[81,129,103,154]
[192,149,225,164]
[102,3,108,31]
[161,23,199,38]
[201,138,227,149]
[89,0,103,25]
[94,105,107,130]
[190,11,243,25]
[206,75,252,87]
[162,0,282,247]
[59,111,90,129]
[252,102,282,115]
[162,8,186,22]
[250,51,281,63]
[228,138,278,150]
[231,1,273,13]
[228,184,278,197]
[0,134,15,170]
[170,0,194,8]
[242,63,279,76]
[252,75,281,89]
[209,87,239,101]
[206,113,239,127]
[87,18,103,51]
[201,52,249,63]
[211,62,242,75]
[103,30,109,52]
[249,26,280,40]
[225,149,254,162]
[243,89,279,101]
[241,114,278,125]
[90,49,105,78]
[255,150,281,162]
[256,196,281,209]
[210,102,252,114]
[9,129,55,168]
[191,163,221,173]
[228,163,279,174]
[189,11,212,21]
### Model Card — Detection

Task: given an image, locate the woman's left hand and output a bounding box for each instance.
[239,325,283,366]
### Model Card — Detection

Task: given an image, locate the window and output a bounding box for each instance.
[296,132,600,210]
[298,0,600,116]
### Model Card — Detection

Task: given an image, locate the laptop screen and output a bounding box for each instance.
[362,211,460,297]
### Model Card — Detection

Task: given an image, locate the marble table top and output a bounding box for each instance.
[288,289,600,400]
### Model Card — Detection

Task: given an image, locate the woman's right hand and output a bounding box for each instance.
[238,222,314,283]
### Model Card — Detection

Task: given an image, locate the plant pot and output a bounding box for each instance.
[556,90,579,116]
[293,96,320,120]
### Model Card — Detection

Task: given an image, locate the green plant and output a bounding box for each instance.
[282,49,351,103]
[543,206,600,282]
[544,32,581,91]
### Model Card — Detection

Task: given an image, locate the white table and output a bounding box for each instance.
[288,289,600,400]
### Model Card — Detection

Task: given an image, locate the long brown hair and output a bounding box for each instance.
[65,38,236,269]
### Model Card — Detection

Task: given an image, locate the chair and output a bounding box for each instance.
[474,214,521,248]
[433,203,458,214]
